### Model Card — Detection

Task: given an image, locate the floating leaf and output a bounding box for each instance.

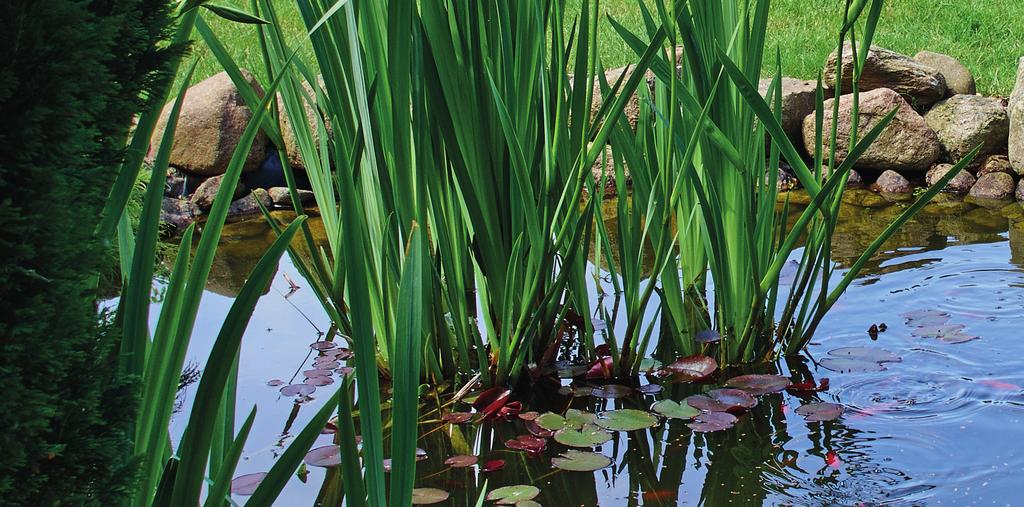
[304,369,334,378]
[901,309,951,327]
[518,411,540,421]
[937,331,979,344]
[524,420,555,437]
[551,450,612,472]
[536,409,595,431]
[665,355,718,381]
[310,341,337,351]
[325,348,353,359]
[486,485,540,504]
[266,379,283,386]
[505,435,547,454]
[724,374,790,395]
[594,409,659,431]
[481,459,505,472]
[694,329,721,344]
[554,424,613,447]
[557,385,593,397]
[280,384,316,397]
[591,384,634,399]
[303,445,341,467]
[304,376,334,387]
[651,399,700,420]
[586,356,614,379]
[471,386,512,419]
[911,323,965,338]
[686,389,757,414]
[795,402,845,422]
[827,347,900,363]
[411,488,450,505]
[687,411,738,432]
[230,472,266,495]
[819,357,887,373]
[444,455,478,468]
[312,360,341,369]
[442,412,472,424]
[638,383,663,394]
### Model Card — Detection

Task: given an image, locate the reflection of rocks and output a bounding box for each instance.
[225,188,274,224]
[160,197,199,234]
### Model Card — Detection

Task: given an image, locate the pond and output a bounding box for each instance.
[164,190,1024,506]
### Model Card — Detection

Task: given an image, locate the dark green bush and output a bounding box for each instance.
[0,1,176,504]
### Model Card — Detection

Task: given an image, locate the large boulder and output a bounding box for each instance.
[189,174,248,212]
[1009,57,1024,175]
[758,77,819,150]
[926,163,976,194]
[150,70,268,176]
[803,88,941,173]
[581,46,685,130]
[923,94,1008,166]
[913,51,977,96]
[873,170,913,193]
[824,44,946,108]
[278,77,332,170]
[969,172,1016,200]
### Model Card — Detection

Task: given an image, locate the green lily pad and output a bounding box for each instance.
[411,488,450,505]
[486,485,540,504]
[594,409,659,431]
[536,409,595,431]
[651,399,700,420]
[551,450,612,472]
[554,424,613,447]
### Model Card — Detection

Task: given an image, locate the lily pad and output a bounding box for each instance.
[937,331,979,344]
[536,409,595,431]
[551,450,612,472]
[594,409,659,432]
[303,445,341,467]
[585,357,614,379]
[471,386,512,419]
[687,411,738,432]
[557,385,593,397]
[524,420,555,437]
[309,341,337,351]
[591,384,634,399]
[311,360,341,369]
[444,455,478,468]
[911,323,965,338]
[411,488,450,505]
[505,435,547,454]
[638,383,663,394]
[481,459,505,472]
[518,411,540,421]
[724,374,790,395]
[554,424,613,448]
[827,347,900,363]
[266,379,283,386]
[304,376,334,387]
[705,388,757,413]
[819,357,887,373]
[280,384,316,397]
[901,309,951,327]
[694,329,721,344]
[304,369,333,378]
[651,399,700,420]
[665,355,718,382]
[486,485,540,504]
[795,402,845,422]
[441,412,472,424]
[231,472,266,495]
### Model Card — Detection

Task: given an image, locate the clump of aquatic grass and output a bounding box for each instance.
[602,0,977,368]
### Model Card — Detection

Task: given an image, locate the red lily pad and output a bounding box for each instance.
[665,355,718,382]
[281,384,316,397]
[444,455,478,468]
[505,435,547,454]
[303,369,334,378]
[325,348,353,359]
[787,378,829,392]
[312,359,341,369]
[694,329,721,344]
[586,356,614,379]
[441,412,472,424]
[795,402,845,422]
[551,450,612,472]
[304,445,341,467]
[231,472,266,495]
[304,376,334,387]
[707,388,757,413]
[724,374,790,395]
[310,341,337,351]
[524,420,556,437]
[591,384,633,399]
[687,411,738,432]
[411,488,450,505]
[471,386,512,419]
[481,459,505,472]
[518,411,540,421]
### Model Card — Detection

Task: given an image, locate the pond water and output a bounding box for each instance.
[164,190,1024,506]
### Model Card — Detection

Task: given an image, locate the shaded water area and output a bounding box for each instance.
[164,190,1024,506]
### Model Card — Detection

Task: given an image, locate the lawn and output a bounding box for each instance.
[187,0,1024,96]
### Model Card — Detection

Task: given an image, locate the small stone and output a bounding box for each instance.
[913,51,977,96]
[226,188,274,223]
[848,169,864,186]
[268,187,316,208]
[873,170,913,194]
[160,197,200,233]
[977,155,1015,177]
[190,174,248,212]
[969,172,1016,200]
[925,164,975,194]
[923,95,1008,166]
[824,44,947,108]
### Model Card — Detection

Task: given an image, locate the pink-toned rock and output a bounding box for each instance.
[925,163,976,194]
[969,172,1016,200]
[824,44,947,108]
[977,155,1014,177]
[803,88,941,173]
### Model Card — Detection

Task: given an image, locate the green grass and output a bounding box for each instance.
[185,0,1024,96]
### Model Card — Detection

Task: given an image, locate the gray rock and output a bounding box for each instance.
[913,51,977,96]
[759,77,819,150]
[226,188,274,223]
[190,175,248,212]
[873,170,913,193]
[1017,179,1024,201]
[969,172,1016,200]
[824,44,947,108]
[926,163,976,194]
[165,166,204,198]
[1009,57,1024,175]
[923,94,1008,166]
[848,169,864,186]
[977,155,1015,176]
[150,70,267,176]
[803,88,941,173]
[268,187,315,208]
[160,197,200,233]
